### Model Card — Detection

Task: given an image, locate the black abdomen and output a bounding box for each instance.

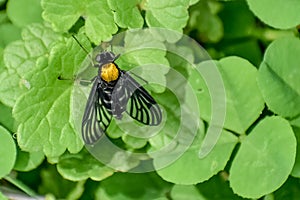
[99,80,129,119]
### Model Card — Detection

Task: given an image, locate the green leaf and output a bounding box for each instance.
[13,149,44,171]
[0,23,62,107]
[42,0,118,44]
[229,116,296,198]
[107,0,144,28]
[145,0,190,32]
[95,172,172,200]
[0,23,21,47]
[7,0,43,27]
[155,130,237,185]
[170,185,205,200]
[57,150,114,181]
[258,37,300,118]
[194,56,264,134]
[0,102,15,132]
[13,34,87,158]
[246,0,300,29]
[41,0,83,32]
[0,126,16,178]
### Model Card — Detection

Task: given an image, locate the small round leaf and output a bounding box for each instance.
[246,0,300,29]
[0,126,16,178]
[230,116,296,198]
[258,37,300,118]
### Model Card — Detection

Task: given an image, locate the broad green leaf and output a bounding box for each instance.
[42,0,118,44]
[85,0,118,44]
[57,150,114,181]
[7,0,43,27]
[170,185,205,200]
[13,149,44,171]
[41,0,83,31]
[39,165,85,199]
[95,172,172,200]
[258,37,300,118]
[145,0,190,32]
[0,23,62,107]
[155,130,237,185]
[230,116,296,198]
[107,0,144,28]
[193,56,264,134]
[13,35,88,158]
[246,0,300,29]
[0,126,16,178]
[0,23,21,47]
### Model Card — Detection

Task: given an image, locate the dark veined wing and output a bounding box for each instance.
[82,79,112,144]
[119,71,162,125]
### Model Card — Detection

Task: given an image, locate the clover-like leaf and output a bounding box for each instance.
[230,116,296,198]
[193,56,264,134]
[0,126,16,178]
[258,37,300,118]
[155,129,237,185]
[246,0,300,29]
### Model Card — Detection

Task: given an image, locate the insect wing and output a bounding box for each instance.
[119,72,162,125]
[82,80,112,144]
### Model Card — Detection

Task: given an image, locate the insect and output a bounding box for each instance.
[81,50,162,144]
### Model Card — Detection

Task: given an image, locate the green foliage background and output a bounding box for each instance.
[0,0,300,199]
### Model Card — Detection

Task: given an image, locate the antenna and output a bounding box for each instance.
[72,35,94,65]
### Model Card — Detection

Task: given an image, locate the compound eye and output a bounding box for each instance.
[95,54,103,62]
